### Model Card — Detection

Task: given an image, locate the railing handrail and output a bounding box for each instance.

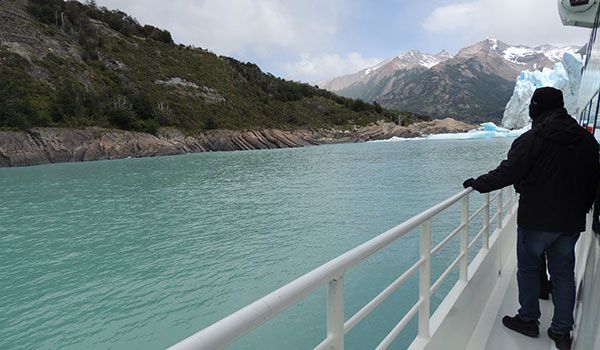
[169,188,476,350]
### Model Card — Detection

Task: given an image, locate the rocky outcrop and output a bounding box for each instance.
[0,118,477,167]
[406,117,475,135]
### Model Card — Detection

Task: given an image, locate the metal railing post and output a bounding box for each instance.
[497,189,504,230]
[482,193,490,250]
[418,219,431,339]
[327,275,345,350]
[460,195,469,281]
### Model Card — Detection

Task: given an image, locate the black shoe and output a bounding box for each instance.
[502,315,539,337]
[548,328,572,349]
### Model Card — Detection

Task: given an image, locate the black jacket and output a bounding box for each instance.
[471,108,600,232]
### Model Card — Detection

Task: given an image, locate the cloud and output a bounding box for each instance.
[95,0,344,57]
[423,3,479,32]
[93,0,589,82]
[422,0,589,47]
[283,53,383,83]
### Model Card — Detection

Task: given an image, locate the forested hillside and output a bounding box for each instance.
[0,0,426,134]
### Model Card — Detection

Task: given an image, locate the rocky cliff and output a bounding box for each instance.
[0,118,475,167]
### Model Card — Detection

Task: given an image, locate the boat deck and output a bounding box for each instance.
[464,236,559,350]
[484,268,557,350]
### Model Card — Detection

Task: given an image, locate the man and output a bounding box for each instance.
[463,87,600,350]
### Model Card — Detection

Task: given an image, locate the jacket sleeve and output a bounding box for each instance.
[471,134,534,193]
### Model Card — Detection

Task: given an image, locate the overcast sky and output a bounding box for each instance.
[93,0,590,83]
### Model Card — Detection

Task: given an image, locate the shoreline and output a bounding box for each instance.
[0,118,476,167]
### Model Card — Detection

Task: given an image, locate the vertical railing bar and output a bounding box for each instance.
[483,193,490,250]
[418,219,431,339]
[327,275,344,350]
[459,195,469,281]
[511,187,517,213]
[496,188,503,230]
[507,186,514,211]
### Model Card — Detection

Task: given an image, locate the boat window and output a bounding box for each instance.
[570,0,590,6]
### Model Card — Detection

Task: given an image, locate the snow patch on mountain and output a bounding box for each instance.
[394,50,452,70]
[503,45,577,65]
[503,47,534,64]
[502,45,576,65]
[501,52,583,129]
[355,50,452,78]
[363,59,391,76]
[543,47,578,61]
[489,38,499,51]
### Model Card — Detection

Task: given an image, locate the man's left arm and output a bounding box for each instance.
[465,134,534,193]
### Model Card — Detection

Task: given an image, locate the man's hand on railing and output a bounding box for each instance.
[463,178,475,189]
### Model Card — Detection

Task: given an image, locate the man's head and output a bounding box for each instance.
[529,87,564,119]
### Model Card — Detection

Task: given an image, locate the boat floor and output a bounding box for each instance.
[483,262,558,350]
[467,213,593,350]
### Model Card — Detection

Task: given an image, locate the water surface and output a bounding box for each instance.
[0,139,513,349]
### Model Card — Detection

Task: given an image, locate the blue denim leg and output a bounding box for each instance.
[546,233,580,334]
[516,227,546,320]
[516,227,579,333]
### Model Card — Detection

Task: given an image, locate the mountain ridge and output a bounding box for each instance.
[321,39,580,123]
[318,49,452,92]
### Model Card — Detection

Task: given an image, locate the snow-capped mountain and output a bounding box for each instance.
[318,50,452,92]
[455,39,577,66]
[501,52,583,129]
[320,39,581,123]
[452,39,578,80]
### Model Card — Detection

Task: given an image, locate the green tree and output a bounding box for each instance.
[204,116,218,130]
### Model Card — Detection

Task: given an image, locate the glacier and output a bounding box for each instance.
[371,122,528,143]
[501,51,583,129]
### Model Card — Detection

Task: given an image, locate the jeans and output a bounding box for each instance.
[516,227,580,334]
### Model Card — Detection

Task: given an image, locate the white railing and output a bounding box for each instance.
[169,187,517,350]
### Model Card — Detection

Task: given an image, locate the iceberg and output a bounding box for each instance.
[501,51,583,129]
[428,122,528,140]
[372,122,528,142]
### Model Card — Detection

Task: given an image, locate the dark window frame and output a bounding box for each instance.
[571,0,591,6]
[583,4,600,69]
[593,89,600,135]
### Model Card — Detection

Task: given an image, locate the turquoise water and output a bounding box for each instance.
[0,139,512,350]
